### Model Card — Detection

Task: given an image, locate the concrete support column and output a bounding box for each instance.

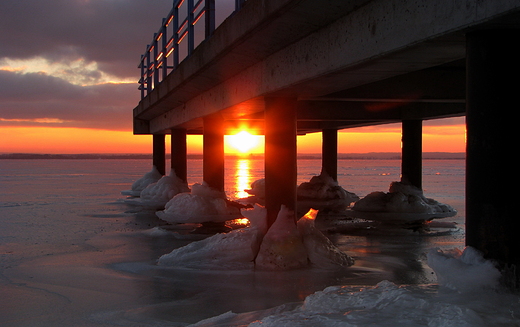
[203,114,225,192]
[171,128,187,183]
[401,119,422,189]
[466,30,519,286]
[152,134,166,176]
[264,97,298,227]
[322,129,338,181]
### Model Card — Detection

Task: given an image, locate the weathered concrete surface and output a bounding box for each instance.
[134,0,520,134]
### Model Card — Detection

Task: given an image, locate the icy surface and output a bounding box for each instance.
[8,158,519,327]
[352,181,455,214]
[192,248,520,327]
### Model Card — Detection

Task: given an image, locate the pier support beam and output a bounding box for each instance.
[171,128,187,183]
[203,114,225,192]
[264,97,298,227]
[322,129,338,181]
[466,30,519,287]
[152,134,166,176]
[401,120,422,189]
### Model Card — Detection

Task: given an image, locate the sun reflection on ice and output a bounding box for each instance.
[234,159,252,199]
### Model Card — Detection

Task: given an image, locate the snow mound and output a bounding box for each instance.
[121,166,162,196]
[156,182,240,223]
[352,181,455,214]
[297,172,359,202]
[124,170,190,208]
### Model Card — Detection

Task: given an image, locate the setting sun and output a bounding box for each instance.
[225,131,263,154]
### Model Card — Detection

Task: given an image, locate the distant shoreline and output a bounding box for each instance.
[0,152,465,160]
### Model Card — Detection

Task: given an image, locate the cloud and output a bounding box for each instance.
[0,0,173,79]
[0,69,138,130]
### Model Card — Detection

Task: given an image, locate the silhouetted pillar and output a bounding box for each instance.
[171,128,187,183]
[152,134,166,175]
[466,30,519,287]
[401,119,422,189]
[264,97,298,227]
[203,114,225,192]
[322,129,338,181]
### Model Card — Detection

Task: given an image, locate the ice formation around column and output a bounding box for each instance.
[155,182,241,223]
[158,204,267,269]
[124,169,190,208]
[158,205,354,270]
[351,180,456,220]
[121,166,162,196]
[297,172,359,212]
[239,172,359,213]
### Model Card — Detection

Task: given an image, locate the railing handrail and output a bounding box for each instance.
[138,0,247,99]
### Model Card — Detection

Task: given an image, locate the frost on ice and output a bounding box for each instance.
[156,182,242,223]
[124,169,190,208]
[121,166,162,196]
[158,205,354,270]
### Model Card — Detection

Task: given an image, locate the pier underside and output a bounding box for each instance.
[134,0,520,288]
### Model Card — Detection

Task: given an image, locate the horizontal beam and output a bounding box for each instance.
[296,100,465,121]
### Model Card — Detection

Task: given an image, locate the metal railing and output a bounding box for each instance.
[138,0,247,99]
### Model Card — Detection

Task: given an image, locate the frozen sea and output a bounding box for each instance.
[1,157,519,326]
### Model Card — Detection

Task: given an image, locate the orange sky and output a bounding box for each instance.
[0,119,466,154]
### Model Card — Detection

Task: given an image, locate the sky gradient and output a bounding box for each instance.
[0,0,466,154]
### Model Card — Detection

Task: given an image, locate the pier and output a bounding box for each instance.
[132,0,520,287]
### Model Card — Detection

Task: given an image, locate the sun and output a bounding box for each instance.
[226,131,262,153]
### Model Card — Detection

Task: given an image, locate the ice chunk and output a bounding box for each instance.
[157,227,258,269]
[427,246,501,292]
[121,166,162,196]
[297,172,359,203]
[156,182,240,223]
[241,204,269,260]
[138,170,190,206]
[352,180,455,214]
[297,208,354,269]
[158,205,268,269]
[255,205,308,270]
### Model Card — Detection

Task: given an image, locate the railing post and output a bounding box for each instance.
[139,55,145,99]
[152,33,159,87]
[173,4,180,68]
[188,0,195,54]
[146,47,151,95]
[161,20,168,79]
[205,0,215,37]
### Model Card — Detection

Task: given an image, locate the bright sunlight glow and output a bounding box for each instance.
[226,131,261,153]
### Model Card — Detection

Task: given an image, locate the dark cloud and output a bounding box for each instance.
[0,0,173,79]
[0,70,138,130]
